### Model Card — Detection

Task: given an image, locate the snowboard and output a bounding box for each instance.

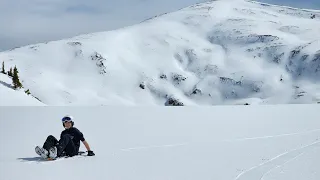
[35,146,87,161]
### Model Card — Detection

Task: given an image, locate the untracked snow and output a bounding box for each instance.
[0,105,319,180]
[0,0,320,105]
[0,74,45,106]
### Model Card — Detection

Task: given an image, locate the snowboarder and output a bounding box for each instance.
[35,115,95,159]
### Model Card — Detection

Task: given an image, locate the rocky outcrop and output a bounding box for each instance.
[165,97,184,106]
[90,52,107,74]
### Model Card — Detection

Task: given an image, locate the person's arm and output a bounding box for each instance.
[82,140,95,156]
[82,140,91,151]
[75,128,95,156]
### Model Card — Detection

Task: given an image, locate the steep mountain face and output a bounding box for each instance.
[0,0,319,106]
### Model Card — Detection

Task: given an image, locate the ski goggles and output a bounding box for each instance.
[62,116,72,122]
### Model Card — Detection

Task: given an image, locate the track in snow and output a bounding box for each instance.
[119,128,320,152]
[234,140,320,180]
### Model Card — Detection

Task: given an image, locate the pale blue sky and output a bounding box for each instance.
[0,0,319,51]
[261,0,320,9]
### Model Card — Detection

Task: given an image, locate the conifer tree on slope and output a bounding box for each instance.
[1,61,5,74]
[8,67,13,77]
[12,66,23,89]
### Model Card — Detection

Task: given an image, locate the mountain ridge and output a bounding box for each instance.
[1,0,319,106]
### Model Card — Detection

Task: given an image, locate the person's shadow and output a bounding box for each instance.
[17,157,46,162]
[17,151,87,162]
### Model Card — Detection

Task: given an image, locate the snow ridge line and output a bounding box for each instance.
[234,140,320,180]
[119,143,188,152]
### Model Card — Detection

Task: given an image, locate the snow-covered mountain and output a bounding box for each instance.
[1,105,320,180]
[1,0,320,106]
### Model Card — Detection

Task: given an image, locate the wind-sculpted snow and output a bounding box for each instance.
[0,0,319,105]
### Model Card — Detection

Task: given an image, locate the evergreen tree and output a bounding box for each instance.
[1,61,5,74]
[8,67,13,77]
[12,66,23,89]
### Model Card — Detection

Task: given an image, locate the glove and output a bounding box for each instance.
[87,150,95,156]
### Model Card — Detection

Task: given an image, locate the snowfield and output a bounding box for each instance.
[0,0,320,106]
[0,105,319,180]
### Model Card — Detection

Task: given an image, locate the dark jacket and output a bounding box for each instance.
[60,127,85,152]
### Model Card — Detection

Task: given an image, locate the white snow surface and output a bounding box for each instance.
[0,105,319,180]
[0,74,45,106]
[0,0,320,106]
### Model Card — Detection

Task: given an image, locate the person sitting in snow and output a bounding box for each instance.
[35,115,95,159]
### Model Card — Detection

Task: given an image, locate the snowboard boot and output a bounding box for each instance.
[48,146,58,159]
[35,146,49,159]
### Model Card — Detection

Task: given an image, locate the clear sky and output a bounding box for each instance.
[0,0,319,51]
[261,0,320,9]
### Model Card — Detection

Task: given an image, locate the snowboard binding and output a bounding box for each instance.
[35,146,88,161]
[35,146,58,160]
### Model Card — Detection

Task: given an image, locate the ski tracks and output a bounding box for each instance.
[260,151,306,180]
[234,139,320,180]
[224,128,320,142]
[119,128,320,152]
[118,128,320,180]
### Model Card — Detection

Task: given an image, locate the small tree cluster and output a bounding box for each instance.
[1,61,25,91]
[25,89,31,95]
[12,66,23,89]
[2,61,13,76]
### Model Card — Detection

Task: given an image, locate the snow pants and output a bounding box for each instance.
[43,135,78,157]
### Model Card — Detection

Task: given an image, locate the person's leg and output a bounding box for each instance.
[64,138,78,157]
[56,134,77,157]
[43,135,58,151]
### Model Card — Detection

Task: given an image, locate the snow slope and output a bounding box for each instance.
[0,105,319,180]
[0,0,320,106]
[0,74,45,106]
